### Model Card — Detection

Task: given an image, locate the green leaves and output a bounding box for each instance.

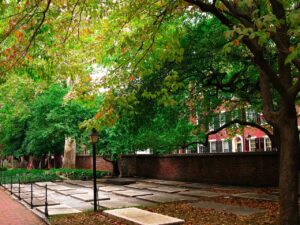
[23,84,94,156]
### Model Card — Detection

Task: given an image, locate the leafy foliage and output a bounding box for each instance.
[23,84,95,157]
[0,168,107,184]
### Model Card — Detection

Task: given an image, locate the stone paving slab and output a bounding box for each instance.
[214,186,255,192]
[99,186,127,192]
[179,183,220,189]
[65,180,91,185]
[147,186,189,193]
[80,184,93,188]
[48,185,76,191]
[113,190,153,197]
[19,192,44,199]
[36,204,81,216]
[98,200,141,209]
[23,197,60,207]
[35,182,58,187]
[137,193,198,203]
[96,196,156,209]
[12,187,30,193]
[103,207,184,225]
[64,180,96,188]
[56,189,89,196]
[71,193,110,202]
[140,179,166,184]
[189,201,265,216]
[180,190,224,198]
[232,192,278,201]
[10,184,26,189]
[149,180,189,186]
[125,183,159,189]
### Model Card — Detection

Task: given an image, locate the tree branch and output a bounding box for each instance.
[204,118,274,147]
[63,0,81,43]
[184,0,286,99]
[185,0,233,27]
[17,0,52,64]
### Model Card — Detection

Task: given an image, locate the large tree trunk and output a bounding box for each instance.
[63,137,76,169]
[278,112,299,225]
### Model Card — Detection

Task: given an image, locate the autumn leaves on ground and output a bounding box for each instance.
[50,188,287,225]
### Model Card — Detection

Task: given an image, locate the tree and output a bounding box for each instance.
[182,2,300,224]
[0,75,38,158]
[95,2,300,223]
[1,1,299,223]
[23,84,94,158]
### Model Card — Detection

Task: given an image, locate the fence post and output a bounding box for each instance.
[45,184,48,218]
[18,178,21,200]
[5,176,7,190]
[0,171,3,187]
[30,183,33,209]
[10,176,12,194]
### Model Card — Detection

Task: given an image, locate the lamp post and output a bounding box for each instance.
[89,128,99,212]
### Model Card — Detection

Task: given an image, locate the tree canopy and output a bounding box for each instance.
[0,1,299,223]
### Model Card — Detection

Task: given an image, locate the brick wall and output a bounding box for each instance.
[76,156,113,172]
[120,152,280,186]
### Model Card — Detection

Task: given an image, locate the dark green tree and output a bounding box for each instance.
[23,84,94,158]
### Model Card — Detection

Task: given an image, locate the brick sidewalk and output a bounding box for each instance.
[0,187,45,225]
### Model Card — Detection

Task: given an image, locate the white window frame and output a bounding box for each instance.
[265,137,272,151]
[222,139,230,153]
[219,111,226,126]
[209,140,217,153]
[249,137,257,152]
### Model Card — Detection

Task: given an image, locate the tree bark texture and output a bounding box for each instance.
[63,137,76,169]
[278,113,299,225]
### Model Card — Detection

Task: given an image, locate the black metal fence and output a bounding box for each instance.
[0,172,49,218]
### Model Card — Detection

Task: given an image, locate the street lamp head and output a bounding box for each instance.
[89,128,99,144]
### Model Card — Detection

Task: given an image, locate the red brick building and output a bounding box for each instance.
[205,105,300,153]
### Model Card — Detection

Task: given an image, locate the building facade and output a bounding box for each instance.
[206,108,280,153]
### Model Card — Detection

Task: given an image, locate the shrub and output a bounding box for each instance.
[51,169,107,180]
[0,168,108,184]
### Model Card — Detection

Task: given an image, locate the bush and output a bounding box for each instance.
[0,169,61,184]
[0,167,7,171]
[0,168,108,184]
[51,169,107,180]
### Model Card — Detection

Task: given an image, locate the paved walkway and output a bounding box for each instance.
[0,187,45,225]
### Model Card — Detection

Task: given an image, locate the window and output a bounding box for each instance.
[246,109,255,122]
[209,116,220,130]
[250,139,256,152]
[185,149,192,154]
[208,122,214,131]
[216,141,222,153]
[223,140,232,152]
[219,111,226,126]
[210,141,216,153]
[231,109,239,120]
[257,138,265,151]
[198,144,206,153]
[246,109,261,124]
[265,137,272,151]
